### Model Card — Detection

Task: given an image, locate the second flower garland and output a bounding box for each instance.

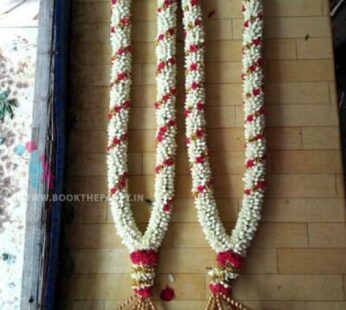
[181,0,266,308]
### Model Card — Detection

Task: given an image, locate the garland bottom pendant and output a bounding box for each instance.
[206,251,252,310]
[117,250,158,310]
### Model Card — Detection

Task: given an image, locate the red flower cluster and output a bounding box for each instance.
[108,100,131,120]
[189,44,199,53]
[107,132,128,151]
[209,283,231,296]
[120,17,130,27]
[155,157,174,173]
[157,0,175,13]
[156,119,176,142]
[156,57,176,73]
[244,189,251,195]
[130,250,158,266]
[116,45,131,56]
[134,287,152,298]
[110,172,129,194]
[216,250,243,269]
[154,87,177,109]
[195,155,205,164]
[117,72,127,82]
[160,286,175,301]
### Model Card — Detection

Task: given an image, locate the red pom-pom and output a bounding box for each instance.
[209,283,231,296]
[190,63,198,71]
[130,250,158,266]
[244,189,251,195]
[160,286,175,301]
[191,82,199,90]
[246,114,254,122]
[189,44,198,53]
[197,185,205,193]
[217,250,243,269]
[252,88,261,96]
[195,128,205,138]
[134,287,152,298]
[163,204,171,212]
[256,180,266,190]
[197,101,204,110]
[246,159,254,168]
[195,156,204,164]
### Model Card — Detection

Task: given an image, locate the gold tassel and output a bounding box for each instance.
[204,294,254,310]
[116,296,158,310]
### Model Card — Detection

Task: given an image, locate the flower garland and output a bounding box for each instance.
[108,0,178,308]
[181,0,266,308]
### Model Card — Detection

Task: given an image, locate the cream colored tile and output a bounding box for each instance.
[264,17,331,38]
[132,0,157,21]
[68,274,131,300]
[262,198,346,223]
[234,275,344,301]
[205,19,233,41]
[309,224,346,247]
[71,86,109,110]
[302,127,341,150]
[266,105,338,127]
[297,38,333,59]
[267,127,303,150]
[206,62,242,84]
[264,39,297,60]
[66,224,122,249]
[206,84,243,106]
[254,223,308,248]
[172,198,239,223]
[206,41,241,62]
[205,106,236,128]
[66,176,107,195]
[133,21,157,42]
[336,174,345,198]
[242,249,278,274]
[71,249,130,273]
[72,23,110,43]
[266,174,337,198]
[72,43,111,65]
[69,130,107,153]
[268,60,335,82]
[173,223,209,248]
[278,249,346,274]
[202,0,241,19]
[266,82,331,104]
[271,150,342,173]
[73,3,110,24]
[71,202,108,224]
[263,0,324,17]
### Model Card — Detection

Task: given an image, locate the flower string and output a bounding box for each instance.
[181,0,266,306]
[109,0,178,308]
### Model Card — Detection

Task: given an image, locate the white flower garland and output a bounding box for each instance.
[109,0,265,306]
[181,0,266,300]
[108,0,178,301]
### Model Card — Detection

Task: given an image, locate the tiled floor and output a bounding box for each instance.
[62,1,346,309]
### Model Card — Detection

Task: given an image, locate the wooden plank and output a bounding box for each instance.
[20,0,54,309]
